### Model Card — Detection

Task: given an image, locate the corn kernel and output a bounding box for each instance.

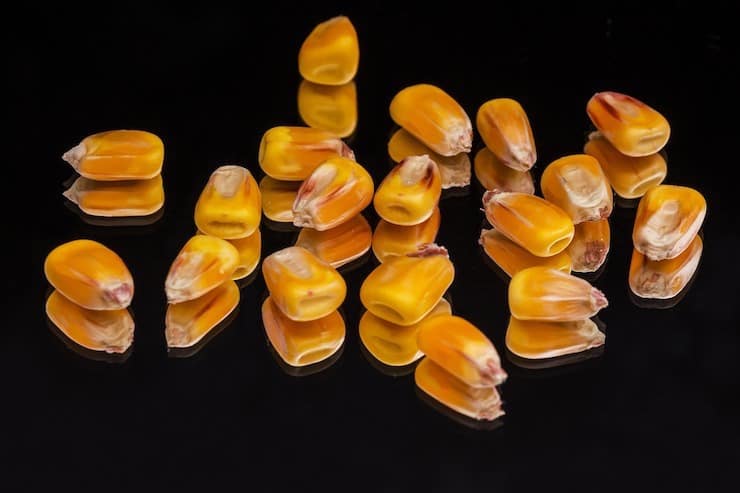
[63,174,164,217]
[476,98,536,172]
[292,156,374,231]
[415,358,504,421]
[194,165,261,239]
[373,155,441,226]
[586,91,670,157]
[62,130,164,181]
[540,154,613,224]
[44,239,133,310]
[298,80,357,138]
[482,191,574,257]
[505,316,605,359]
[632,185,706,260]
[165,235,239,304]
[629,234,702,299]
[479,228,572,277]
[259,177,301,223]
[227,230,261,280]
[473,147,534,194]
[509,267,608,321]
[46,290,134,354]
[295,214,371,268]
[372,207,441,262]
[584,133,667,199]
[298,16,359,86]
[567,219,610,273]
[390,84,472,157]
[360,244,454,326]
[165,281,239,348]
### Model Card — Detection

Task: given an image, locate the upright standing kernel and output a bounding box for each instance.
[298,16,359,85]
[298,80,358,138]
[194,166,261,239]
[373,155,442,226]
[540,154,613,223]
[476,98,536,171]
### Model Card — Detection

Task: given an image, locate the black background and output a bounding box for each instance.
[5,3,735,492]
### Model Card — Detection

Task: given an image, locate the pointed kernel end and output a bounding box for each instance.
[165,325,191,349]
[408,243,448,258]
[62,142,86,168]
[478,229,492,245]
[105,282,134,308]
[486,358,508,386]
[591,287,609,310]
[340,142,355,161]
[482,189,504,208]
[479,405,505,422]
[62,183,79,204]
[587,131,603,142]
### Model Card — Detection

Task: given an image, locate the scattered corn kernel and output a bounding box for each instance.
[298,16,359,86]
[567,219,610,273]
[373,155,441,226]
[63,174,164,217]
[505,316,605,360]
[390,84,472,157]
[540,154,613,223]
[295,214,371,268]
[476,98,536,171]
[372,207,441,262]
[194,165,261,239]
[509,267,608,321]
[473,147,534,194]
[629,234,703,299]
[298,80,357,138]
[259,177,301,223]
[62,130,164,181]
[586,91,670,157]
[165,281,239,348]
[479,228,572,277]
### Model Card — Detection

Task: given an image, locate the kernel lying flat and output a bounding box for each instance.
[476,98,536,172]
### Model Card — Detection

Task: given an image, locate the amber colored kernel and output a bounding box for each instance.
[476,98,536,172]
[479,228,572,277]
[298,80,357,138]
[259,176,301,223]
[194,165,261,239]
[474,148,534,194]
[298,16,359,86]
[373,155,442,226]
[567,219,610,273]
[505,316,605,360]
[629,234,702,299]
[63,174,164,217]
[165,281,239,348]
[372,207,441,262]
[295,214,371,268]
[197,229,261,280]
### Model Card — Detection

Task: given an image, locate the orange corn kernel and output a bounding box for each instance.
[390,84,472,157]
[629,234,703,299]
[567,219,610,273]
[632,185,706,260]
[165,281,239,348]
[165,235,239,304]
[44,239,133,310]
[372,207,441,262]
[292,156,374,231]
[227,230,261,280]
[509,267,608,322]
[298,80,357,138]
[505,316,605,360]
[586,91,670,157]
[540,154,613,224]
[473,148,534,194]
[479,228,572,277]
[46,290,134,354]
[298,16,359,86]
[476,98,536,171]
[360,244,454,326]
[262,246,346,321]
[259,177,301,223]
[194,165,261,239]
[295,214,371,268]
[63,175,164,217]
[482,191,574,257]
[373,155,442,226]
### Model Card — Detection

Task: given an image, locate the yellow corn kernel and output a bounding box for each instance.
[295,214,371,268]
[540,154,613,224]
[567,219,610,273]
[258,126,354,181]
[629,234,703,299]
[259,176,301,223]
[298,16,359,86]
[360,244,454,326]
[505,316,605,360]
[415,358,504,421]
[390,84,472,157]
[373,155,441,226]
[479,228,571,277]
[262,246,346,321]
[164,235,239,303]
[476,98,536,172]
[387,128,471,189]
[62,174,164,217]
[584,133,667,199]
[482,191,574,257]
[227,230,261,280]
[509,266,608,321]
[194,166,261,239]
[372,207,441,262]
[632,185,706,260]
[46,290,134,354]
[473,148,534,194]
[292,156,374,231]
[586,91,670,157]
[62,130,164,181]
[165,281,239,348]
[44,239,133,310]
[359,299,451,367]
[262,296,345,367]
[298,80,357,138]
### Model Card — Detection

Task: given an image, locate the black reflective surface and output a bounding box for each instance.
[7,4,734,492]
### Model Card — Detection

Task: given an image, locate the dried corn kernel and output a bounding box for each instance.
[509,267,608,321]
[540,154,613,223]
[390,84,472,157]
[360,244,454,326]
[262,246,346,321]
[259,177,301,223]
[584,133,667,199]
[62,130,164,181]
[415,358,504,421]
[629,234,702,299]
[476,98,536,171]
[586,91,670,157]
[227,230,261,280]
[44,239,133,310]
[295,214,371,268]
[63,175,164,217]
[194,166,261,239]
[46,290,134,353]
[505,316,605,359]
[473,147,534,194]
[633,185,706,260]
[479,228,571,277]
[298,16,359,86]
[165,281,239,348]
[292,156,374,231]
[373,155,441,226]
[372,207,440,262]
[567,219,610,273]
[298,80,357,138]
[165,235,239,303]
[482,191,574,257]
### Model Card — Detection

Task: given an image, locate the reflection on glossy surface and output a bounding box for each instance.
[298,80,357,138]
[567,219,610,273]
[372,207,441,263]
[64,198,165,227]
[268,341,345,377]
[505,345,605,373]
[46,314,133,364]
[295,214,372,268]
[167,306,240,359]
[479,228,572,278]
[630,233,703,300]
[505,316,605,360]
[63,174,165,217]
[259,176,301,223]
[473,147,534,195]
[414,385,504,431]
[359,342,418,377]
